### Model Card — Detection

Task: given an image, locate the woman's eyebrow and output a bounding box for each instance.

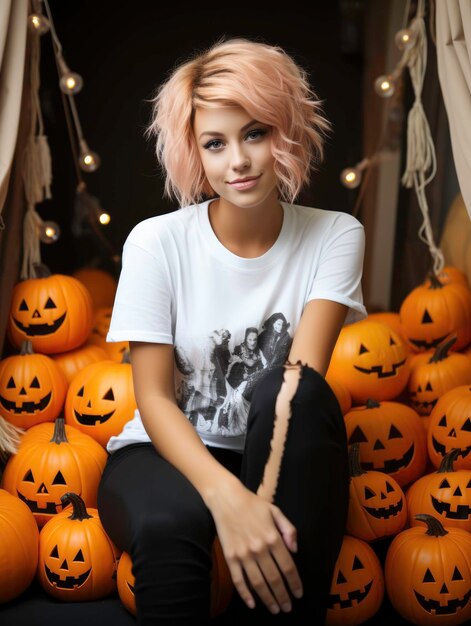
[199,119,260,140]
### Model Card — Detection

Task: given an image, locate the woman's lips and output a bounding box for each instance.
[229,175,262,190]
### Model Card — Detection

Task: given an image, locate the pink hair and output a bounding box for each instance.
[145,36,332,208]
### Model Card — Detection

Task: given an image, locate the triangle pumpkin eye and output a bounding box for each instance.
[467,479,471,488]
[359,344,369,355]
[103,388,115,401]
[389,336,396,345]
[50,545,59,558]
[349,427,368,444]
[425,382,433,391]
[438,415,447,427]
[52,470,67,485]
[30,376,40,388]
[364,487,375,500]
[336,570,347,584]
[452,566,464,581]
[461,418,471,432]
[44,297,57,309]
[423,568,435,582]
[388,424,402,439]
[386,482,394,492]
[7,376,15,388]
[352,556,364,570]
[421,309,433,324]
[23,469,34,482]
[77,386,84,397]
[19,299,29,311]
[74,549,85,562]
[439,478,451,489]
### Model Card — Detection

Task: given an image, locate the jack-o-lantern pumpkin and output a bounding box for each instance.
[86,306,129,363]
[406,448,471,533]
[52,344,109,385]
[326,320,410,405]
[0,488,39,603]
[116,536,233,619]
[1,417,107,527]
[0,340,68,430]
[38,492,120,601]
[365,311,409,344]
[427,384,471,470]
[347,443,407,542]
[72,268,117,310]
[7,265,94,354]
[344,398,427,488]
[407,334,471,415]
[64,351,136,448]
[399,272,471,353]
[326,535,384,626]
[385,514,471,625]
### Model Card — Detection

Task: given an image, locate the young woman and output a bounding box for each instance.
[97,35,367,625]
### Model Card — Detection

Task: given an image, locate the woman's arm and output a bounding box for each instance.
[129,340,303,614]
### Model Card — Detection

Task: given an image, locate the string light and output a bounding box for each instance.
[340,158,371,189]
[99,212,111,225]
[57,56,83,95]
[39,221,61,243]
[28,13,51,35]
[374,73,397,98]
[78,139,101,172]
[395,28,416,51]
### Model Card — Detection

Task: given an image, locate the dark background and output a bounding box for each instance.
[37,0,365,278]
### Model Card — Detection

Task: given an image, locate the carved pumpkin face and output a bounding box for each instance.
[8,274,94,354]
[64,359,137,448]
[428,386,471,471]
[327,321,410,405]
[0,343,67,429]
[91,307,112,340]
[385,515,471,625]
[345,400,427,488]
[116,552,135,615]
[327,535,384,626]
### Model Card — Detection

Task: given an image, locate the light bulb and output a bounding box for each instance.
[39,221,60,243]
[99,212,111,225]
[374,74,396,98]
[59,72,83,95]
[395,28,416,51]
[28,13,51,35]
[340,167,362,189]
[79,141,101,172]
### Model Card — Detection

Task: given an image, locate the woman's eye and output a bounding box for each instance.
[204,128,267,151]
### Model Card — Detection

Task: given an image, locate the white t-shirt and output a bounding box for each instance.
[105,198,368,454]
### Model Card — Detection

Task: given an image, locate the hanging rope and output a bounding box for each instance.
[401,0,444,275]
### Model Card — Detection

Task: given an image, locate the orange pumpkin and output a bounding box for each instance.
[326,320,410,405]
[72,268,117,310]
[344,398,427,488]
[1,417,107,527]
[406,448,471,533]
[0,488,39,603]
[52,344,109,384]
[427,384,471,470]
[407,334,471,415]
[365,312,408,344]
[347,443,407,542]
[8,265,94,354]
[399,273,471,353]
[326,535,384,626]
[86,306,129,363]
[325,375,352,415]
[422,265,469,289]
[116,536,233,619]
[0,340,68,429]
[385,514,471,625]
[64,351,137,448]
[37,492,120,601]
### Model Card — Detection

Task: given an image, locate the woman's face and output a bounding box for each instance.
[193,106,279,209]
[273,319,283,333]
[246,331,258,349]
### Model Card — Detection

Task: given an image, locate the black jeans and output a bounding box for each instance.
[97,362,349,625]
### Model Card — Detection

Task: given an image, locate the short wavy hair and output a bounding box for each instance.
[145,35,332,208]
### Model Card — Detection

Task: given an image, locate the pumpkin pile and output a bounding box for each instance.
[0,265,232,618]
[323,266,471,625]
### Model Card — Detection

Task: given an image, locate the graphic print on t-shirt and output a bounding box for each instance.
[174,311,293,438]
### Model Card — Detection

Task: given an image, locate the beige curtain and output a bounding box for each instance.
[436,0,471,219]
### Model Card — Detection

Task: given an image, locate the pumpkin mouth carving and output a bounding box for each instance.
[364,498,403,519]
[0,390,52,413]
[353,358,407,378]
[409,332,450,351]
[13,312,67,336]
[413,587,471,615]
[44,563,92,589]
[127,581,135,594]
[73,408,116,425]
[431,495,471,520]
[16,489,61,514]
[361,443,414,473]
[328,579,373,608]
[409,398,438,411]
[432,437,471,459]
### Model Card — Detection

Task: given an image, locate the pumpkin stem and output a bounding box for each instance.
[50,417,69,444]
[437,448,460,473]
[121,349,131,364]
[427,272,444,290]
[415,513,449,536]
[32,262,52,278]
[428,334,457,363]
[349,442,367,477]
[365,398,381,409]
[20,340,34,356]
[61,492,93,520]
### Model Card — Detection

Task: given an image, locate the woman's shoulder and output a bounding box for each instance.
[124,203,199,251]
[288,201,363,232]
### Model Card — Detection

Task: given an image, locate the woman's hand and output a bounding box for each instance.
[207,484,304,614]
